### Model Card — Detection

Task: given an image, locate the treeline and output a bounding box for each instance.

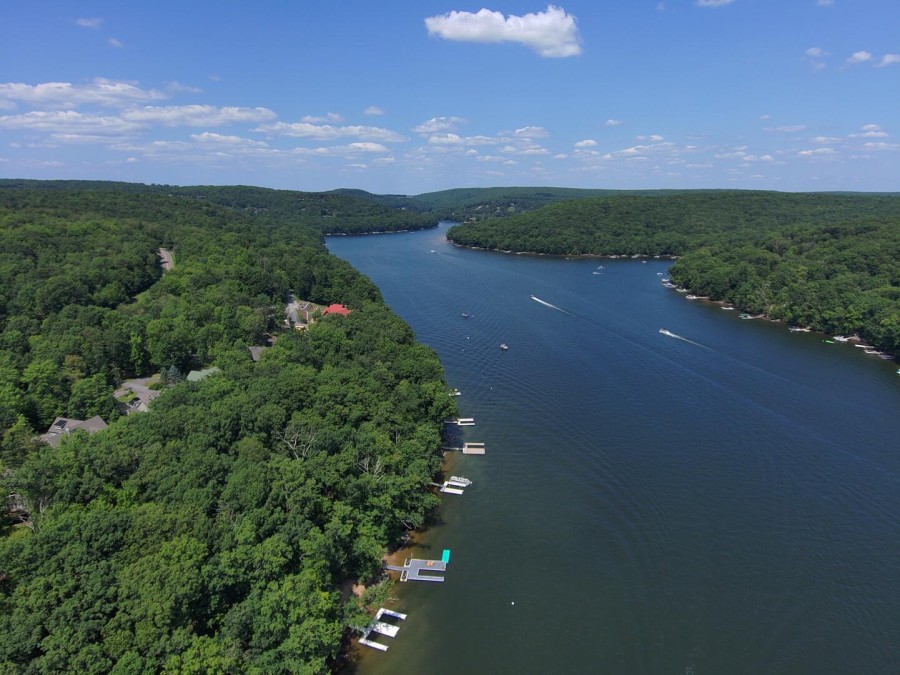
[446,191,900,353]
[0,180,441,236]
[0,184,456,672]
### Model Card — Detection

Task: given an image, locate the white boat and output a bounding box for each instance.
[685,294,699,300]
[500,343,509,351]
[659,328,677,337]
[833,335,850,342]
[592,271,603,275]
[721,306,735,310]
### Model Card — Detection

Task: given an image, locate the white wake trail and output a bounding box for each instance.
[530,294,572,315]
[659,328,707,348]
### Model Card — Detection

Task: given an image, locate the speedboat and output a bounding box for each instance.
[500,343,509,351]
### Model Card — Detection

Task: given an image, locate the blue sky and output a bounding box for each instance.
[1,1,898,194]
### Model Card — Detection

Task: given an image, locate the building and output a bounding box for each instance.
[40,416,108,447]
[323,303,351,317]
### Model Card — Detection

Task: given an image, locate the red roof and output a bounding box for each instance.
[323,303,351,316]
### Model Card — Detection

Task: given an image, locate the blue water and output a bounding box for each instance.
[328,224,900,675]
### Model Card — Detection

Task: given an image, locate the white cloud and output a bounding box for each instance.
[258,120,406,142]
[0,79,167,109]
[553,153,568,159]
[863,142,899,150]
[301,112,343,124]
[805,47,826,58]
[413,116,466,134]
[636,134,664,141]
[424,5,582,58]
[514,125,549,138]
[816,0,834,5]
[75,17,102,29]
[798,147,837,156]
[343,142,390,153]
[849,124,888,138]
[575,139,597,147]
[427,132,504,146]
[125,105,276,126]
[363,106,385,116]
[190,132,269,148]
[695,0,735,7]
[876,54,900,67]
[604,119,622,127]
[846,51,872,65]
[108,37,124,48]
[0,110,141,135]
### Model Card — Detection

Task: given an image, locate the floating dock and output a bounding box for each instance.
[443,417,475,426]
[430,476,473,495]
[386,551,451,582]
[462,442,486,455]
[359,608,408,651]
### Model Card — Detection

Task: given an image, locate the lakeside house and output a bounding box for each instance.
[285,295,351,329]
[115,377,162,415]
[323,303,351,317]
[40,416,108,447]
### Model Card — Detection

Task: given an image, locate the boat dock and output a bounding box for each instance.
[386,550,451,582]
[444,417,475,426]
[359,608,408,651]
[430,476,473,495]
[463,442,485,455]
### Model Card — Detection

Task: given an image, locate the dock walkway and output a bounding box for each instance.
[359,608,408,651]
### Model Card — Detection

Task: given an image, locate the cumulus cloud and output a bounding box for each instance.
[695,0,735,6]
[514,125,549,138]
[413,116,466,134]
[124,105,276,126]
[604,119,622,127]
[848,123,888,138]
[424,5,582,58]
[257,120,406,142]
[75,17,103,29]
[0,79,167,109]
[363,106,385,116]
[0,110,141,135]
[190,132,269,148]
[876,54,900,67]
[846,51,872,65]
[575,139,597,147]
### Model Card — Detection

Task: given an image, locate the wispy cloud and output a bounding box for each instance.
[0,79,167,109]
[848,123,888,138]
[876,54,900,67]
[604,119,623,127]
[75,17,103,29]
[424,5,582,58]
[0,110,141,135]
[413,116,466,134]
[108,38,124,48]
[165,81,203,94]
[765,124,807,133]
[695,0,735,7]
[574,139,597,147]
[123,105,276,126]
[257,120,406,142]
[301,113,343,124]
[363,106,385,116]
[846,50,872,65]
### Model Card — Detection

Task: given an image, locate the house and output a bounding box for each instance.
[323,303,351,317]
[40,416,108,447]
[186,367,221,382]
[114,378,162,415]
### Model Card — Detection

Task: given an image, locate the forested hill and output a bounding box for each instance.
[0,179,440,235]
[446,191,900,354]
[0,184,456,672]
[409,185,676,222]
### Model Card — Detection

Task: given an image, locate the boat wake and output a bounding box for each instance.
[659,328,707,348]
[530,295,573,316]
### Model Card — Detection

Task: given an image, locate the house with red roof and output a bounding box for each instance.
[322,303,351,317]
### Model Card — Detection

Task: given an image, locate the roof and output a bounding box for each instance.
[323,303,351,316]
[40,416,109,446]
[186,367,221,382]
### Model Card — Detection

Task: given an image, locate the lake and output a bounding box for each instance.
[327,223,900,675]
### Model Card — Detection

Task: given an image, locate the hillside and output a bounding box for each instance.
[0,182,455,672]
[446,191,900,353]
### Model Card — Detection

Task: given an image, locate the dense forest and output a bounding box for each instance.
[0,184,456,672]
[446,191,900,354]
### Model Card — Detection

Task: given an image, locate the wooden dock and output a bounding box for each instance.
[386,555,449,582]
[429,475,473,495]
[359,608,408,651]
[462,442,486,455]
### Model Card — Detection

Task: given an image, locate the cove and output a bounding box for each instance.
[328,223,900,675]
